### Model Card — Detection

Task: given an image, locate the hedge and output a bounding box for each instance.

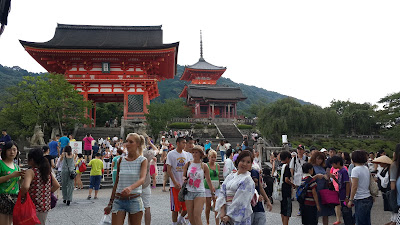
[168,122,191,129]
[237,124,253,129]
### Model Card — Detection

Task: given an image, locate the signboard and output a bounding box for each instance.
[70,141,82,154]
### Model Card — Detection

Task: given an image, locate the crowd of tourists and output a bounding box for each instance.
[1,129,400,225]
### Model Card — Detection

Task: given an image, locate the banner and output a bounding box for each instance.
[70,141,82,154]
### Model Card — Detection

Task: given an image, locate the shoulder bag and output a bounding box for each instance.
[272,164,286,201]
[178,161,191,202]
[369,173,379,197]
[65,157,77,179]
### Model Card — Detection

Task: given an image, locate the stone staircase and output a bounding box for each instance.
[215,123,243,140]
[75,127,121,141]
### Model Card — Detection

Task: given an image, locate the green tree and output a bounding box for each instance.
[377,92,400,139]
[145,98,191,140]
[0,73,92,138]
[329,100,378,135]
[95,102,123,127]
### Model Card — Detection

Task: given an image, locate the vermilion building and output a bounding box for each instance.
[179,32,246,118]
[20,24,179,125]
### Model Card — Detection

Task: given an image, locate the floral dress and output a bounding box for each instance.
[215,171,255,225]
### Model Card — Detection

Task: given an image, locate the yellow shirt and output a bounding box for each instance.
[88,158,103,176]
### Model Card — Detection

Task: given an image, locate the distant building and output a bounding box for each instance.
[179,31,246,118]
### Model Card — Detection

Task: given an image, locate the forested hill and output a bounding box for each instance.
[157,65,309,113]
[0,64,309,113]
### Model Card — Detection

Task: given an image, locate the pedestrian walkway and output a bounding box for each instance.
[48,187,389,225]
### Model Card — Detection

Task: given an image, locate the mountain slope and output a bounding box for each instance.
[0,64,309,113]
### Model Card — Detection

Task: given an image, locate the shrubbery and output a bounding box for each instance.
[237,124,253,129]
[168,122,191,129]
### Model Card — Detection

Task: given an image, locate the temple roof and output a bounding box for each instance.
[186,58,226,70]
[19,24,179,50]
[185,85,246,101]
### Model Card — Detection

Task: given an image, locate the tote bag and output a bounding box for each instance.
[319,189,340,206]
[13,192,41,225]
[272,164,286,201]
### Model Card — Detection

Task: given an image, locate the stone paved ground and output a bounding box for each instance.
[47,187,390,225]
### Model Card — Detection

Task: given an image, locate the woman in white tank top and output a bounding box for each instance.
[104,133,148,225]
[183,145,214,225]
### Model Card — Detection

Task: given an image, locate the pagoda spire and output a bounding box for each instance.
[200,30,204,61]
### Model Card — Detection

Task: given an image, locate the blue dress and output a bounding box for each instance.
[313,165,335,217]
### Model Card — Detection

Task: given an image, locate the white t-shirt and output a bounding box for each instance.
[160,140,169,150]
[184,150,194,162]
[223,158,236,178]
[351,165,371,200]
[166,149,189,187]
[289,155,308,186]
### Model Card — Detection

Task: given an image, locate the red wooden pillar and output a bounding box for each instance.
[143,92,149,114]
[123,92,128,120]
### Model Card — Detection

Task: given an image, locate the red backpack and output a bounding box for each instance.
[79,161,87,172]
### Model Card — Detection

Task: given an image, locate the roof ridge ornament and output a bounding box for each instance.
[200,30,205,61]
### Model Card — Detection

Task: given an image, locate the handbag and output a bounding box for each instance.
[51,192,58,209]
[386,189,399,213]
[369,173,379,197]
[178,181,188,202]
[13,192,41,225]
[319,189,340,206]
[65,157,77,179]
[178,161,192,202]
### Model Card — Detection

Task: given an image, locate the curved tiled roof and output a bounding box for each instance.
[186,85,246,101]
[187,57,226,70]
[19,23,179,50]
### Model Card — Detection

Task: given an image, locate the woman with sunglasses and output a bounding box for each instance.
[204,150,220,225]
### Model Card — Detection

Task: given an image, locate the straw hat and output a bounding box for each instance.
[372,155,393,165]
[191,145,205,158]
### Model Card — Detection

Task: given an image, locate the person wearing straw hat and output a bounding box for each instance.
[372,155,393,223]
[183,145,214,225]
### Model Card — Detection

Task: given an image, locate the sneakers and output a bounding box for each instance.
[74,187,78,190]
[66,200,70,206]
[87,195,91,200]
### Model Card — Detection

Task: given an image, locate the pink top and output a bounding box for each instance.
[83,136,94,150]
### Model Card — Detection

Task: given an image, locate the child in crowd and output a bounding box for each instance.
[75,154,85,190]
[103,147,112,177]
[87,153,104,200]
[150,156,157,188]
[300,163,320,225]
[279,151,295,225]
[330,156,354,225]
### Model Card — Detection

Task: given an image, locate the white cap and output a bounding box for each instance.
[320,148,327,152]
[161,136,165,139]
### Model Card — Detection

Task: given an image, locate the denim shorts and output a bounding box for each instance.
[111,197,145,214]
[89,175,101,190]
[185,191,205,201]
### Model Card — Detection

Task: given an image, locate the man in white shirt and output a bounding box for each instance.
[223,149,236,178]
[184,136,194,162]
[166,137,189,225]
[289,144,308,216]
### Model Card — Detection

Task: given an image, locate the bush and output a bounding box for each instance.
[207,124,216,128]
[194,123,204,129]
[237,124,253,129]
[168,122,191,129]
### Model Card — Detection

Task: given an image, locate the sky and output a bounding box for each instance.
[1,0,400,108]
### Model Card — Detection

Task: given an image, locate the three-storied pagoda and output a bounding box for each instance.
[20,24,179,125]
[179,32,246,118]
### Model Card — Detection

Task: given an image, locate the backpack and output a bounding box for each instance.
[296,177,313,205]
[78,161,87,172]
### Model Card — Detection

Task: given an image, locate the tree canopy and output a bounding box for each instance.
[0,73,92,138]
[144,98,191,140]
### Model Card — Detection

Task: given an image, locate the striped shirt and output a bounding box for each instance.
[302,176,317,206]
[116,156,146,194]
